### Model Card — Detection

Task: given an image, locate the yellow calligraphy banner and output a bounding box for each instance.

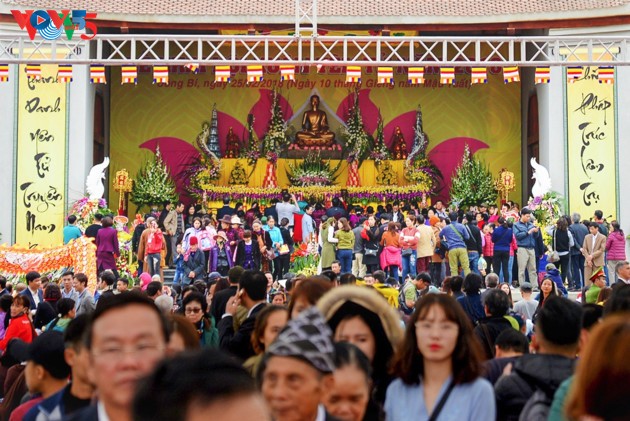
[15,64,67,247]
[566,66,617,221]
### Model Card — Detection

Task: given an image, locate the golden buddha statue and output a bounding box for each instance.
[295,95,336,147]
[225,127,240,158]
[391,126,408,160]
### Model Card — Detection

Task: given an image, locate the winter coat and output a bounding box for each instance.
[182,249,206,283]
[605,231,627,260]
[380,245,402,270]
[474,316,514,360]
[234,240,261,270]
[495,354,575,421]
[209,244,233,272]
[544,268,568,297]
[416,224,435,258]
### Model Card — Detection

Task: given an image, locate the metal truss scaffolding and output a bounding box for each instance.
[0,33,628,66]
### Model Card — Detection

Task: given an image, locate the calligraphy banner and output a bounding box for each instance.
[15,64,67,247]
[566,67,617,221]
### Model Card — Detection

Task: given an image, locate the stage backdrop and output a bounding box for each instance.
[109,66,521,211]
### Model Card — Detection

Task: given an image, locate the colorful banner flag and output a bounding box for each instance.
[215,65,231,83]
[503,66,520,83]
[567,66,583,83]
[407,67,425,85]
[247,65,263,83]
[598,66,614,84]
[57,64,73,83]
[26,64,42,80]
[346,66,361,83]
[90,65,106,84]
[471,67,487,84]
[534,67,550,84]
[280,65,295,81]
[185,63,200,74]
[377,67,394,84]
[121,66,138,85]
[440,67,455,85]
[0,64,9,82]
[153,66,169,84]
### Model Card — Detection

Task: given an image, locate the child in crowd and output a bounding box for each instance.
[172,243,185,285]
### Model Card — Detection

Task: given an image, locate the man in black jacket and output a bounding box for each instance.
[474,288,513,360]
[216,197,235,220]
[464,212,484,275]
[494,296,582,421]
[210,266,244,322]
[218,270,267,361]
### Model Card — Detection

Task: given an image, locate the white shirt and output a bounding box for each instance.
[315,405,326,421]
[97,401,111,421]
[28,287,40,307]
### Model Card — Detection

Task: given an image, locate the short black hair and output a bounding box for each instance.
[463,273,483,295]
[321,270,338,283]
[85,292,169,349]
[228,266,244,285]
[68,215,77,224]
[56,298,76,317]
[133,349,257,421]
[604,284,630,316]
[74,273,88,286]
[495,329,529,354]
[239,270,267,301]
[93,213,103,221]
[484,289,510,316]
[520,208,532,215]
[372,270,386,283]
[61,270,74,278]
[100,271,116,286]
[182,292,208,314]
[536,296,582,346]
[117,278,129,286]
[581,303,603,331]
[26,271,40,284]
[223,197,230,205]
[331,260,341,267]
[0,294,12,312]
[146,281,163,297]
[0,277,6,290]
[415,272,432,284]
[450,276,463,293]
[339,273,356,285]
[594,210,603,219]
[64,314,90,349]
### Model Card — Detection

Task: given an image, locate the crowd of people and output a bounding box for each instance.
[2,195,626,420]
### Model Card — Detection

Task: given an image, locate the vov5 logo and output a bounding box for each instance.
[11,10,97,40]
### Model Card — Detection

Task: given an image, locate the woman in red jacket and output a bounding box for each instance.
[0,295,34,352]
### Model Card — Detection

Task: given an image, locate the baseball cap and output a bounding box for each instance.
[9,331,70,379]
[207,272,222,281]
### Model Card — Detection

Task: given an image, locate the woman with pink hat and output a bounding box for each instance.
[209,231,233,276]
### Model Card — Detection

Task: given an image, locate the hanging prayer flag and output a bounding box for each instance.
[215,65,231,83]
[185,63,200,74]
[598,66,614,84]
[0,64,9,82]
[57,64,73,83]
[26,64,42,80]
[90,65,106,84]
[377,67,394,84]
[567,66,582,83]
[440,67,455,85]
[153,66,169,84]
[407,67,425,85]
[280,65,295,81]
[471,67,487,84]
[503,66,520,83]
[346,66,361,83]
[121,66,137,84]
[247,65,263,83]
[535,67,550,84]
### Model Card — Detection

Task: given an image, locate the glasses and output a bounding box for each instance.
[185,307,203,314]
[92,342,164,359]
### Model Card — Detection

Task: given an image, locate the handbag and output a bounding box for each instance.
[401,248,413,257]
[278,244,290,255]
[547,230,560,263]
[364,247,378,256]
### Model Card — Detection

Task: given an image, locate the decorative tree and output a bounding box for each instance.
[376,161,397,185]
[369,113,391,165]
[241,114,261,166]
[404,104,442,193]
[262,89,290,158]
[207,104,221,158]
[343,89,370,164]
[449,143,497,208]
[131,146,179,209]
[229,161,248,185]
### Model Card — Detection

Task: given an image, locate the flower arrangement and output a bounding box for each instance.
[286,150,341,187]
[229,161,249,185]
[265,151,279,165]
[404,105,442,192]
[527,191,563,230]
[194,185,433,203]
[342,89,371,164]
[369,114,392,165]
[449,143,497,208]
[290,242,320,276]
[241,114,262,166]
[185,154,222,198]
[68,197,113,231]
[116,229,137,283]
[262,89,290,158]
[376,161,397,185]
[131,146,179,209]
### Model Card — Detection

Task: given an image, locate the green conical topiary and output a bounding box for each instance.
[449,144,497,208]
[131,146,178,209]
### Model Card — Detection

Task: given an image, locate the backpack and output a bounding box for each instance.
[398,282,419,315]
[518,388,553,421]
